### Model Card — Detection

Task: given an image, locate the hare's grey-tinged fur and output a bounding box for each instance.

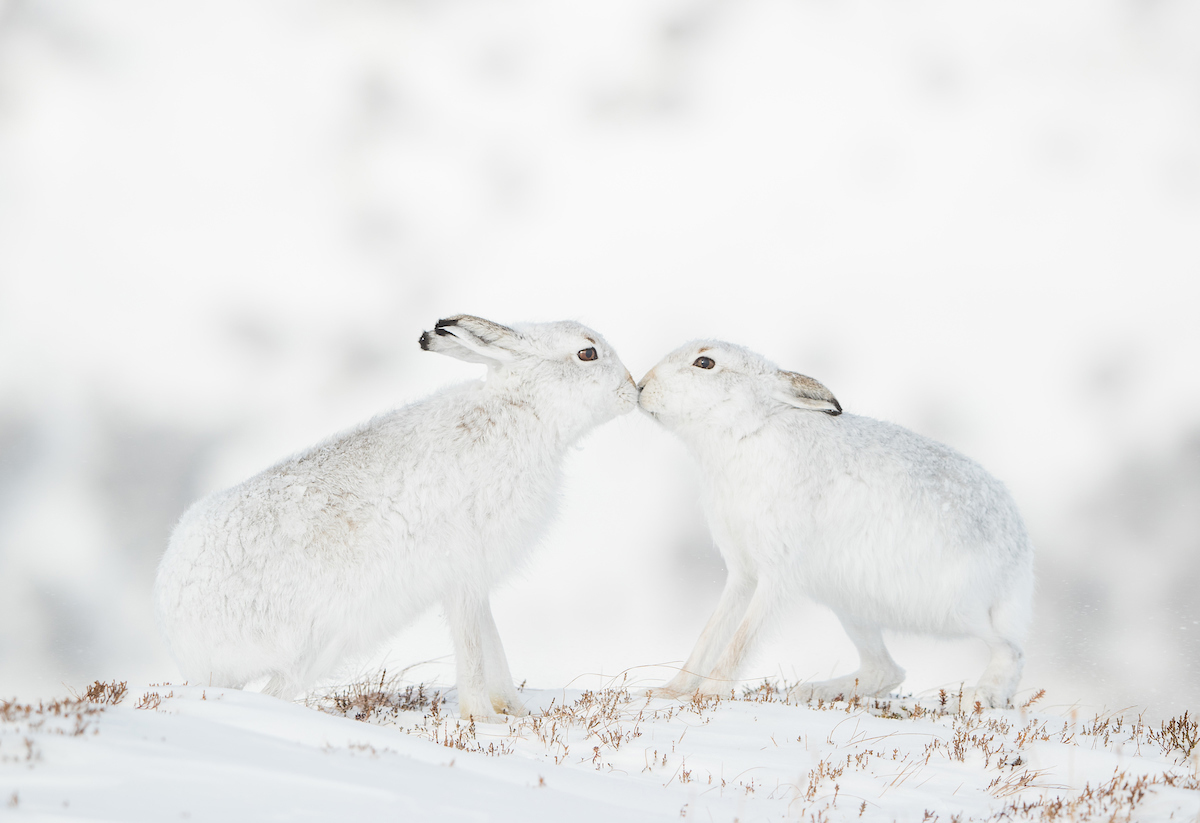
[638,341,1034,708]
[154,316,637,721]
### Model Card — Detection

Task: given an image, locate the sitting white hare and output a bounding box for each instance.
[638,341,1034,708]
[154,315,637,721]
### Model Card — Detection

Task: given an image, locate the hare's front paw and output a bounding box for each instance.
[645,670,705,701]
[463,710,508,724]
[490,694,529,717]
[791,676,862,704]
[457,694,508,725]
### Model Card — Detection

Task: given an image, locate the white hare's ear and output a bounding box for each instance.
[772,370,842,415]
[419,315,520,366]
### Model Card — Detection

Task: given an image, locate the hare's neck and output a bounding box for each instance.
[501,385,596,453]
[674,411,769,462]
[675,428,746,474]
[489,391,577,458]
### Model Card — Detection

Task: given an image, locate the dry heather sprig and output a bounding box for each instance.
[804,755,847,801]
[1148,711,1199,763]
[1020,689,1046,709]
[134,690,172,711]
[333,671,444,723]
[308,668,447,724]
[84,680,128,705]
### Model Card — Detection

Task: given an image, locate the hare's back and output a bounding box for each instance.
[725,414,1029,574]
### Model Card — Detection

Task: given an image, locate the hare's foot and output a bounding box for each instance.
[646,670,704,700]
[457,691,509,724]
[489,692,529,717]
[973,637,1022,709]
[791,666,904,704]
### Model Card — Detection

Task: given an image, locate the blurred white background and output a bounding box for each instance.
[1,0,1197,718]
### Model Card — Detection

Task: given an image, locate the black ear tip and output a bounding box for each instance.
[434,316,459,330]
[418,331,432,350]
[825,408,843,416]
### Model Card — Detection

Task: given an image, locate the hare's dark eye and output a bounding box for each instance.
[693,356,715,370]
[578,347,598,362]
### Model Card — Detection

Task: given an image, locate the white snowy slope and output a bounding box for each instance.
[2,681,1198,822]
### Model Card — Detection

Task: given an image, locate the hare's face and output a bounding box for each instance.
[510,320,639,429]
[639,341,841,439]
[421,315,637,434]
[638,342,775,435]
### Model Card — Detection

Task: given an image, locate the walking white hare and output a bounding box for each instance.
[638,341,1034,708]
[155,315,638,721]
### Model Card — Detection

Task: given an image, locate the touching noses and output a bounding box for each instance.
[637,367,656,393]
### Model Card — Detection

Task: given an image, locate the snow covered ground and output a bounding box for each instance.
[2,677,1198,822]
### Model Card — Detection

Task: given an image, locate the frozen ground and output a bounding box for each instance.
[2,677,1198,822]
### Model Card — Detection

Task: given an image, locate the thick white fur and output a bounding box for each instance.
[154,316,637,721]
[638,341,1034,708]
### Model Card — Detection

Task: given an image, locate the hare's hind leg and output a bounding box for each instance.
[966,588,1029,708]
[261,659,324,701]
[792,617,905,703]
[258,633,351,702]
[964,636,1024,709]
[262,675,302,700]
[655,568,757,697]
[956,573,1031,709]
